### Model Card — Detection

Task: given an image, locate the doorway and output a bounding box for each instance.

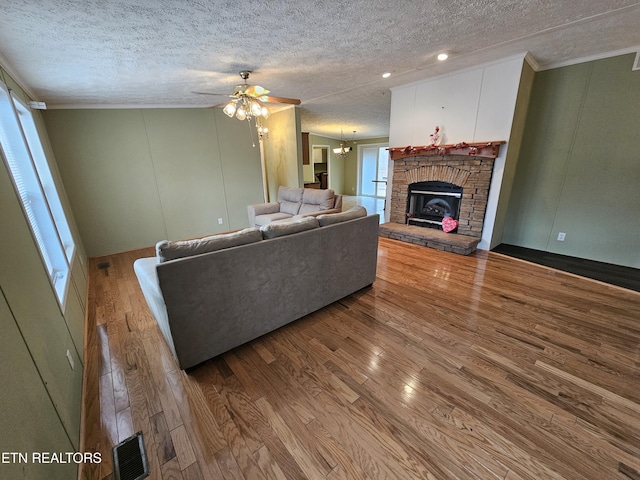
[358,144,389,198]
[312,145,330,189]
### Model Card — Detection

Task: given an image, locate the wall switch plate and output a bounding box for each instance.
[218,218,223,225]
[66,349,74,370]
[557,232,566,241]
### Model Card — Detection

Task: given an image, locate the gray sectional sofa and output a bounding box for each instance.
[248,186,343,227]
[134,207,379,370]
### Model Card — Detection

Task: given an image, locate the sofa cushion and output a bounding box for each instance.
[254,212,293,227]
[277,186,304,215]
[299,188,335,214]
[317,206,367,227]
[260,216,319,239]
[156,228,263,262]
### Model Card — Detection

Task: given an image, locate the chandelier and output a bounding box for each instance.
[333,130,356,158]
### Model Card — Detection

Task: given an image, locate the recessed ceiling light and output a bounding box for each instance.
[382,72,391,78]
[437,53,449,61]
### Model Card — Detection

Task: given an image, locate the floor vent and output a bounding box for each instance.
[113,432,150,480]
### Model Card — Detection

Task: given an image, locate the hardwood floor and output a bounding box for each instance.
[81,238,640,480]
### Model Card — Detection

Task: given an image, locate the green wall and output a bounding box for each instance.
[305,133,389,195]
[43,108,265,256]
[503,54,640,268]
[1,65,86,479]
[0,290,78,479]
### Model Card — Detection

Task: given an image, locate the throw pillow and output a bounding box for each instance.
[156,228,263,262]
[317,206,367,227]
[260,216,319,239]
[442,217,459,233]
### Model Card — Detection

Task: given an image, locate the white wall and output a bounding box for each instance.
[389,54,528,249]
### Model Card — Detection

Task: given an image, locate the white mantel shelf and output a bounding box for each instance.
[388,141,506,161]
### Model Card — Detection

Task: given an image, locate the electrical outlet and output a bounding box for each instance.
[218,218,223,225]
[66,349,74,370]
[557,232,566,241]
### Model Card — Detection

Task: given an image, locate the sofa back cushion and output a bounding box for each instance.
[277,186,304,215]
[260,216,319,239]
[317,205,367,227]
[156,228,263,262]
[299,188,336,214]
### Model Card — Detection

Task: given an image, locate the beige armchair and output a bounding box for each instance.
[248,186,343,227]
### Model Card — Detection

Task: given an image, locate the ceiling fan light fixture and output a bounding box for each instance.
[223,102,236,118]
[251,101,263,117]
[202,71,299,145]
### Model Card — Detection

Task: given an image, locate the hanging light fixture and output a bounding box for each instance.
[223,96,270,123]
[256,120,269,141]
[333,129,356,158]
[196,71,301,145]
[223,96,270,145]
[221,72,272,143]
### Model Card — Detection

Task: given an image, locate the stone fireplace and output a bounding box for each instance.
[390,155,495,237]
[380,142,503,254]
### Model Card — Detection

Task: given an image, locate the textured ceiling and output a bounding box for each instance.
[1,0,639,138]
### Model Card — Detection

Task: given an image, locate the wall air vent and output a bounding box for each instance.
[112,432,150,480]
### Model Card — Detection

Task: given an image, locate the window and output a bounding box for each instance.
[359,144,389,198]
[0,82,75,308]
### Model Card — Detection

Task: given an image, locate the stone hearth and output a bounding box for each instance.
[379,223,480,255]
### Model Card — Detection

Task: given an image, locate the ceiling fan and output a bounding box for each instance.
[194,70,301,121]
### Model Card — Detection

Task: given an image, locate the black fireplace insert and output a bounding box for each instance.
[406,181,462,230]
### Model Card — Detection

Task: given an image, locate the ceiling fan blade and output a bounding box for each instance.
[245,85,270,97]
[192,91,233,97]
[210,101,229,108]
[259,95,301,105]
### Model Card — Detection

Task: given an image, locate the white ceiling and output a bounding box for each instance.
[1,0,639,139]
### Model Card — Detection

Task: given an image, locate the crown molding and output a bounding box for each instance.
[539,46,640,71]
[44,103,214,110]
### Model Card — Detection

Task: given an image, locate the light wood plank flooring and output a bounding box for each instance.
[81,238,640,480]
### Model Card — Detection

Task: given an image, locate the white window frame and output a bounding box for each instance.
[357,142,389,198]
[0,82,75,310]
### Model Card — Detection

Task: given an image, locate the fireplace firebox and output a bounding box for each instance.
[406,181,462,230]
